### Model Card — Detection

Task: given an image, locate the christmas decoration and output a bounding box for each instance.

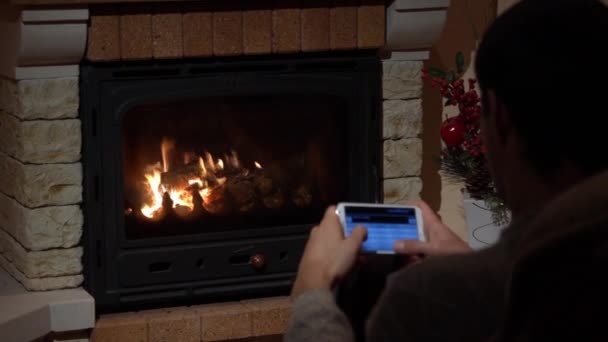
[440,117,466,146]
[422,53,509,225]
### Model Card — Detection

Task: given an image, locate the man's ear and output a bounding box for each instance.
[486,89,511,145]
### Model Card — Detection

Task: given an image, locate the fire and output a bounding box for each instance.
[140,165,164,218]
[139,138,262,219]
[161,138,174,173]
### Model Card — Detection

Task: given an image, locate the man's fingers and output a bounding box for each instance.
[345,226,368,252]
[394,239,433,255]
[321,205,340,226]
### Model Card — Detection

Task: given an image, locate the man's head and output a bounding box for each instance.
[475,0,608,213]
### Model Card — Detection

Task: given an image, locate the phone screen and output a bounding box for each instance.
[344,206,420,253]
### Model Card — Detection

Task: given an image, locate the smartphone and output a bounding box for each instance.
[335,202,425,254]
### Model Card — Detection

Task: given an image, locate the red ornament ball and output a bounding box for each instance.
[440,117,466,146]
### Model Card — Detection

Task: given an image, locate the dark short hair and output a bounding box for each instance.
[475,0,608,177]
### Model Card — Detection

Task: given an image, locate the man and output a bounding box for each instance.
[285,0,608,341]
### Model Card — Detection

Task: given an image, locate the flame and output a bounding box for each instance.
[169,189,194,211]
[188,179,203,187]
[161,138,175,172]
[141,166,164,218]
[139,142,254,219]
[231,151,240,169]
[184,152,196,165]
[198,157,207,176]
[205,152,215,172]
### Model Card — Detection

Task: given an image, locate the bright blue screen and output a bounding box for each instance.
[344,206,419,253]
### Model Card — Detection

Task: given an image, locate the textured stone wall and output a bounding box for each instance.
[0,77,83,290]
[382,60,424,204]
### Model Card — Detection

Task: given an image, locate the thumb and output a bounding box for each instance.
[330,227,368,282]
[394,239,433,255]
[345,226,368,254]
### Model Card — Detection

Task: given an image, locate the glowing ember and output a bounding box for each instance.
[254,161,262,169]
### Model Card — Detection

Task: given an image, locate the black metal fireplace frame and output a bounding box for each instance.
[81,52,382,312]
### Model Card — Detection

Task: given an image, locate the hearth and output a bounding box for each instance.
[81,53,382,311]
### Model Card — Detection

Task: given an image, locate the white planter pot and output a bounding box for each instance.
[463,196,507,250]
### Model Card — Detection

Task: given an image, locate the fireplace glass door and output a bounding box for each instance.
[122,95,348,238]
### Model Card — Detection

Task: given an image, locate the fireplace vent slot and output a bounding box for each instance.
[229,254,251,265]
[148,261,172,273]
[280,251,288,261]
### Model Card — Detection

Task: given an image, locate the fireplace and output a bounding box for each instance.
[81,53,382,311]
[1,0,447,338]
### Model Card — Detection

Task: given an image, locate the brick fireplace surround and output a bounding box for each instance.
[0,0,449,340]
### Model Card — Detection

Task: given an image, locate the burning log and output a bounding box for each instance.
[254,175,274,196]
[202,185,229,215]
[226,177,256,213]
[263,191,286,209]
[160,164,201,189]
[292,184,312,207]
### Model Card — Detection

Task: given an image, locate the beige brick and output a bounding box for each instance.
[382,61,424,100]
[0,152,82,208]
[272,0,301,53]
[120,5,153,61]
[301,2,330,52]
[383,177,423,204]
[182,4,213,58]
[0,253,83,291]
[383,138,423,178]
[0,228,82,278]
[92,312,148,342]
[0,77,78,120]
[0,192,82,251]
[87,5,121,61]
[243,2,272,55]
[152,5,183,59]
[197,302,252,341]
[213,7,243,56]
[242,297,290,336]
[358,0,385,49]
[0,111,81,164]
[383,99,422,139]
[145,308,200,342]
[330,0,357,50]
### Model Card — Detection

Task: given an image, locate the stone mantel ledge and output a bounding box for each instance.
[0,268,94,342]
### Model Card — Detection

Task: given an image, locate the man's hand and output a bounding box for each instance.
[394,200,472,257]
[291,206,367,299]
